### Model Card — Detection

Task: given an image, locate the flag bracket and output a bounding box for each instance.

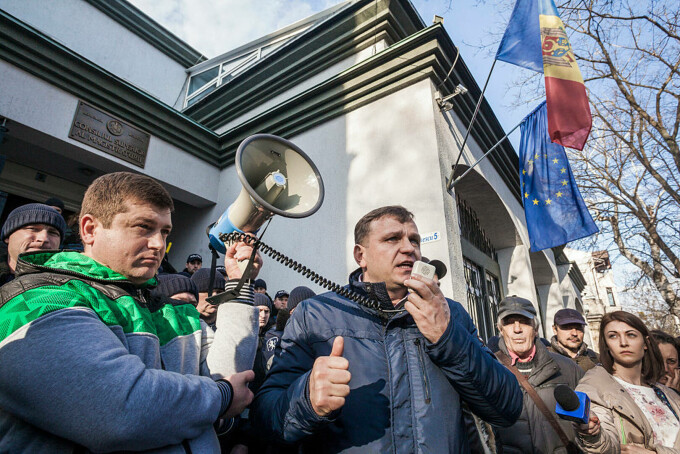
[447,120,522,192]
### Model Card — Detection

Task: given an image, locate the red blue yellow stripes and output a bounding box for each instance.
[539,0,591,150]
[497,0,591,150]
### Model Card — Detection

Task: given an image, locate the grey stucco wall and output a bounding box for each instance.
[1,0,190,106]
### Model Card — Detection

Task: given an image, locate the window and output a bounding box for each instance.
[464,258,499,341]
[606,287,616,306]
[184,27,309,108]
[187,66,219,97]
[485,271,501,336]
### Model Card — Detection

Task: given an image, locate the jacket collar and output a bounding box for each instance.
[15,250,157,288]
[348,268,410,320]
[499,336,559,386]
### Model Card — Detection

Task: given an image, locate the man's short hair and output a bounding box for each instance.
[80,172,174,227]
[354,205,414,245]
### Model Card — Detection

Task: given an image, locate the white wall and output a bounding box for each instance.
[175,79,450,295]
[1,0,190,106]
[0,60,219,206]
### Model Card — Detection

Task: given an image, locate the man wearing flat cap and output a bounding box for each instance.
[549,308,599,372]
[1,203,66,285]
[490,296,583,454]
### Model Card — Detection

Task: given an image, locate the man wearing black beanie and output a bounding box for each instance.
[152,274,199,305]
[1,203,66,285]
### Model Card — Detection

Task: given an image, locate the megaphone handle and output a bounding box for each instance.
[209,242,260,305]
[207,246,220,298]
[233,244,259,292]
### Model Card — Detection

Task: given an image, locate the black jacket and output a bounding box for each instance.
[0,243,13,286]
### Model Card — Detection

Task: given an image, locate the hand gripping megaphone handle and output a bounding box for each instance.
[206,242,260,306]
[219,232,400,320]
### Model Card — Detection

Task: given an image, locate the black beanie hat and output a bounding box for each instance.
[254,293,272,310]
[153,274,199,302]
[191,267,226,293]
[1,203,67,241]
[287,286,315,311]
[253,278,267,290]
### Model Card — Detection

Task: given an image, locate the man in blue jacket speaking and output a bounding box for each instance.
[251,205,522,453]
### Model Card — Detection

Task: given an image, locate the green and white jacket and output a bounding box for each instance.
[0,251,258,453]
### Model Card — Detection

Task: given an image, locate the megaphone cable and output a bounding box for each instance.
[219,232,397,320]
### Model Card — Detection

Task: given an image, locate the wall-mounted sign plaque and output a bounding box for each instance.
[69,101,149,168]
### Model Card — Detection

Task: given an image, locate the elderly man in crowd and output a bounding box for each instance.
[252,205,522,453]
[490,296,583,454]
[1,203,66,285]
[549,308,599,372]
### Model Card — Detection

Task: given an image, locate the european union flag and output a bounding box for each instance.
[520,102,598,251]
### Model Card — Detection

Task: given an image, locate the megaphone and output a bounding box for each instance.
[208,134,325,253]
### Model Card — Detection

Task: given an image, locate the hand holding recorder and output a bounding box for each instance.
[404,260,450,343]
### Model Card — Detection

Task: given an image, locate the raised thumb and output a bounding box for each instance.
[330,336,344,357]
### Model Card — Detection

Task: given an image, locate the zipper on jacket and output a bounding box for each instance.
[414,338,431,404]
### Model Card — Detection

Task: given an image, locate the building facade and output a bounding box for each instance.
[564,248,622,350]
[0,0,596,340]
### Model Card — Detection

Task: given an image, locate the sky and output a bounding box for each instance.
[127,0,533,149]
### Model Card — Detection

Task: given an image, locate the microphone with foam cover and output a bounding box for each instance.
[554,384,590,424]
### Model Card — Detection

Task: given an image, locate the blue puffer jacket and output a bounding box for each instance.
[251,270,523,453]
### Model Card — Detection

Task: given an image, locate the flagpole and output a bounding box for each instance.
[447,118,522,189]
[445,59,497,192]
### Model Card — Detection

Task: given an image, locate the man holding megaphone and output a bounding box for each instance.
[250,205,523,453]
[0,172,260,452]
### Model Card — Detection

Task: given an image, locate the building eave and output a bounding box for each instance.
[84,0,207,68]
[183,0,424,128]
[210,22,521,201]
[0,9,221,165]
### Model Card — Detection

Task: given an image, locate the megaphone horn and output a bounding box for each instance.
[208,134,325,253]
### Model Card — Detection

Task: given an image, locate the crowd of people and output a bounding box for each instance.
[0,171,678,453]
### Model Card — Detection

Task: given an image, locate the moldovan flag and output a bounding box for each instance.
[496,0,591,150]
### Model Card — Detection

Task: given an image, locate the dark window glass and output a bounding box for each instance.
[606,287,616,306]
[188,66,219,96]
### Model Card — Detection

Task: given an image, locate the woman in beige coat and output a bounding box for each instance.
[575,311,680,454]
